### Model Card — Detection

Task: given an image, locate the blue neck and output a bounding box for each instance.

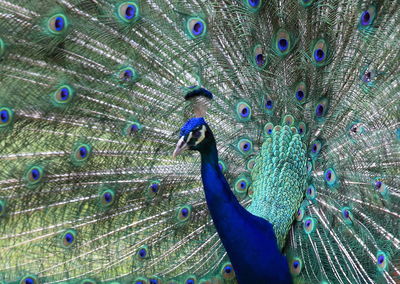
[200,143,292,284]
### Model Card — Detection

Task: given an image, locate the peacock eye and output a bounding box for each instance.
[248,0,260,8]
[117,2,140,23]
[48,14,68,34]
[264,122,274,135]
[275,29,291,56]
[221,262,235,279]
[118,67,138,82]
[283,114,294,126]
[100,189,116,207]
[296,207,305,221]
[376,251,388,271]
[310,139,322,158]
[314,49,325,62]
[186,17,207,39]
[361,68,376,84]
[359,7,376,28]
[311,39,329,66]
[185,278,196,284]
[306,184,317,200]
[20,276,39,284]
[71,143,92,166]
[265,99,273,109]
[234,176,251,194]
[137,246,148,259]
[314,98,329,121]
[235,101,252,121]
[298,122,306,136]
[0,107,14,127]
[303,217,317,234]
[295,82,307,103]
[60,229,77,248]
[26,166,44,186]
[290,257,302,275]
[124,121,142,136]
[238,138,253,155]
[53,85,74,106]
[324,167,337,187]
[177,205,192,222]
[252,44,267,69]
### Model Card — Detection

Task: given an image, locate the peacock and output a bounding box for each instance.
[0,0,399,283]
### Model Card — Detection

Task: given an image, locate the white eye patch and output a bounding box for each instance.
[187,125,206,146]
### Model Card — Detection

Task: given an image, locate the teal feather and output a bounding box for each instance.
[0,0,399,283]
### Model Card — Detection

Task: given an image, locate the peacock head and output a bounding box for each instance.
[173,117,214,158]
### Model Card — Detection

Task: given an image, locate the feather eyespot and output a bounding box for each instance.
[282,114,294,126]
[53,85,74,106]
[252,45,267,69]
[132,279,145,284]
[48,14,68,34]
[149,182,159,193]
[311,39,329,66]
[376,251,388,271]
[71,143,91,166]
[234,176,250,194]
[244,0,261,11]
[218,160,227,173]
[137,246,148,259]
[25,166,44,186]
[147,180,160,198]
[341,207,353,225]
[290,257,302,275]
[186,17,206,39]
[235,101,252,121]
[117,2,139,23]
[248,0,260,8]
[324,168,337,187]
[264,122,274,135]
[177,205,192,222]
[306,184,316,200]
[373,178,388,196]
[20,276,39,284]
[303,217,316,234]
[119,67,138,82]
[124,121,142,136]
[238,138,253,155]
[295,82,306,103]
[60,229,77,248]
[246,158,256,171]
[296,207,305,221]
[297,122,306,136]
[0,107,14,127]
[309,140,321,158]
[221,262,235,280]
[274,29,292,56]
[100,189,116,207]
[314,98,329,121]
[265,98,273,110]
[360,67,377,86]
[359,6,376,28]
[80,279,97,284]
[185,278,196,284]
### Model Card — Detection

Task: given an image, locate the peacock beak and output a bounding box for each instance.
[173,136,188,158]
